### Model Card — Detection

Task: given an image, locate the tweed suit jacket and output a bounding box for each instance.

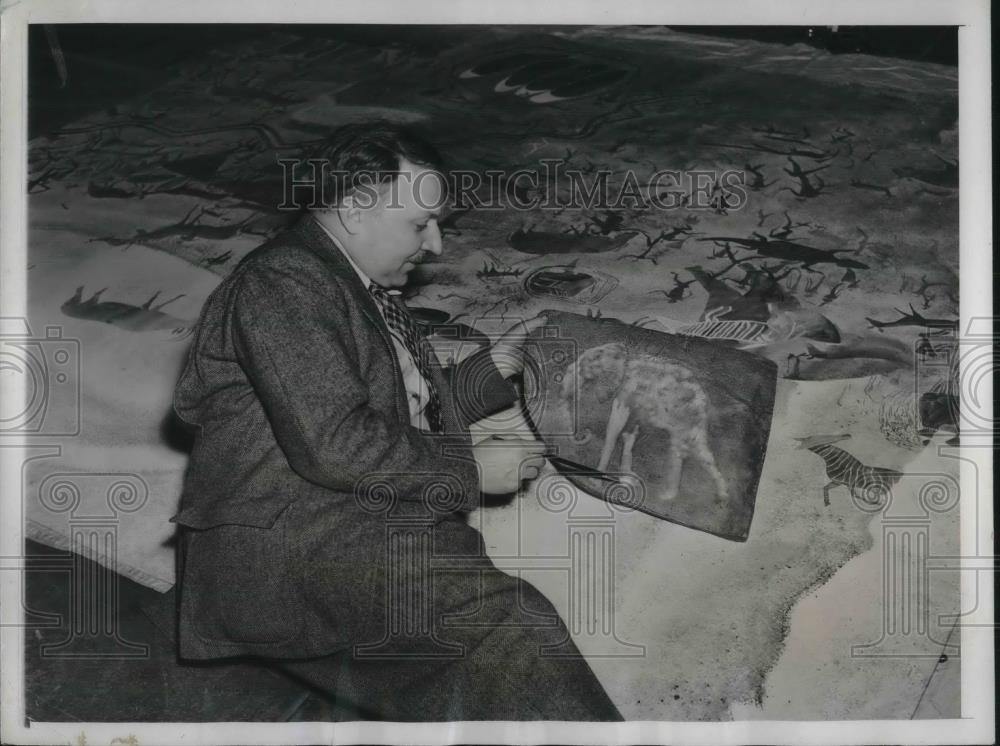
[172,214,518,660]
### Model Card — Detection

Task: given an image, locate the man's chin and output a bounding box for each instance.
[377,272,409,289]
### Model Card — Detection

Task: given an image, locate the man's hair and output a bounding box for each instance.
[318,120,445,207]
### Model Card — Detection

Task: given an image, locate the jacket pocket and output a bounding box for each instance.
[187,503,303,645]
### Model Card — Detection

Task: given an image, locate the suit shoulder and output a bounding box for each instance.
[230,248,355,319]
[235,229,325,274]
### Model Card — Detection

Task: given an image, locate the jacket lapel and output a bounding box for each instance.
[293,215,396,345]
[292,214,440,430]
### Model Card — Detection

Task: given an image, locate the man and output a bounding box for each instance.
[171,122,622,721]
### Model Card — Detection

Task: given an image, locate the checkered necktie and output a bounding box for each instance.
[368,284,443,432]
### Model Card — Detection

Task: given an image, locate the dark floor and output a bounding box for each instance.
[22,540,342,723]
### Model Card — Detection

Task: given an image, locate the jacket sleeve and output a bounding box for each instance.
[445,345,520,430]
[229,264,482,512]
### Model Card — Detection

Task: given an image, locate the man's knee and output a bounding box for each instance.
[434,569,566,642]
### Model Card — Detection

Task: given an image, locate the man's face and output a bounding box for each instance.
[351,159,445,288]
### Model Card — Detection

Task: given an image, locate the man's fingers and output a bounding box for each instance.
[520,453,546,482]
[491,316,549,379]
[525,442,549,457]
[517,314,548,335]
[490,434,544,446]
[521,464,542,482]
[499,314,548,342]
[517,441,549,460]
[488,435,548,462]
[524,454,546,470]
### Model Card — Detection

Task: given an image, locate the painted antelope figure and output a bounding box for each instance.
[61,286,194,338]
[561,342,727,501]
[795,434,903,506]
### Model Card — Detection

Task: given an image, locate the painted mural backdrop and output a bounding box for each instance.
[25,27,960,720]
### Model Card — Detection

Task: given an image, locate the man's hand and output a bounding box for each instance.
[472,435,547,495]
[490,315,548,379]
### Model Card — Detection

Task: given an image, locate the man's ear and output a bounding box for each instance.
[340,195,364,227]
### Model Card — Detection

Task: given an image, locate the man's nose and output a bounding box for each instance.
[422,220,443,255]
